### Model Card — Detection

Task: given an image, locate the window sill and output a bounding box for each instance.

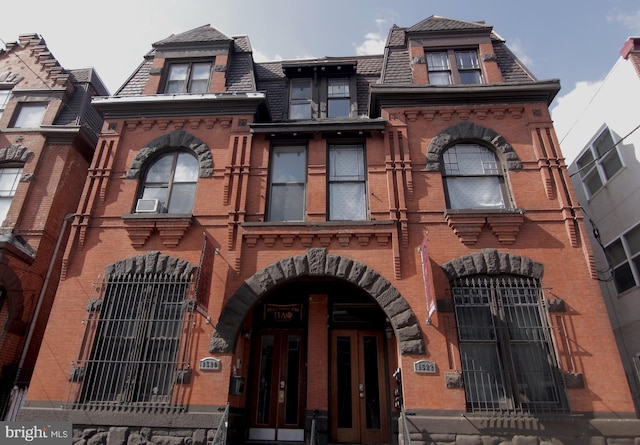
[444,209,525,245]
[122,213,192,248]
[241,220,395,248]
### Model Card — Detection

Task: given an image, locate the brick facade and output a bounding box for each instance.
[16,18,640,444]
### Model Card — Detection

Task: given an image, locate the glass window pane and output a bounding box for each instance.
[511,344,561,405]
[459,344,506,408]
[363,336,381,430]
[328,78,349,97]
[141,186,169,209]
[0,168,22,196]
[146,155,174,183]
[594,129,615,157]
[613,263,635,293]
[168,184,196,213]
[290,103,311,120]
[576,150,595,177]
[426,52,449,70]
[0,197,12,224]
[330,146,364,180]
[446,177,505,209]
[290,79,312,100]
[328,98,350,118]
[428,72,451,85]
[601,151,622,180]
[272,148,306,183]
[460,71,482,85]
[191,63,211,80]
[444,144,498,175]
[626,225,640,255]
[606,239,627,266]
[13,103,46,128]
[167,64,188,94]
[330,183,366,221]
[456,51,479,69]
[269,184,305,221]
[174,153,199,182]
[583,170,603,195]
[336,336,353,428]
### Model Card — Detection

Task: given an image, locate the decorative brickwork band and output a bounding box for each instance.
[210,247,425,355]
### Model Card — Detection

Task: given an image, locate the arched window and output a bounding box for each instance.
[139,151,199,214]
[442,144,508,210]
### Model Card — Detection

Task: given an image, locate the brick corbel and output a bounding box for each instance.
[445,210,526,245]
[122,214,192,248]
[486,212,525,244]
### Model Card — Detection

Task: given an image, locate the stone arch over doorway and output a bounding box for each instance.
[210,248,425,355]
[0,265,27,334]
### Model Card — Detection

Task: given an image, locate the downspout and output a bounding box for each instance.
[16,212,76,383]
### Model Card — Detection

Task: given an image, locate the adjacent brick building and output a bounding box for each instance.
[0,34,107,418]
[18,17,640,444]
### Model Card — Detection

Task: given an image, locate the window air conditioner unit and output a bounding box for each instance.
[136,198,161,213]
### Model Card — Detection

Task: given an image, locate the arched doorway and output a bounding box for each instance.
[212,248,425,444]
[246,278,392,444]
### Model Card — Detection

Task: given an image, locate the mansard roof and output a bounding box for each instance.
[113,16,552,118]
[407,15,492,33]
[152,24,232,47]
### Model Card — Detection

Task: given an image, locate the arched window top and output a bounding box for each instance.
[441,249,544,281]
[426,121,522,172]
[126,130,213,180]
[138,150,199,214]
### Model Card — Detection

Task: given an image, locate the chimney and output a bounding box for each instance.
[620,37,640,59]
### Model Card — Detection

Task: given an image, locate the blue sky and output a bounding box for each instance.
[2,0,639,136]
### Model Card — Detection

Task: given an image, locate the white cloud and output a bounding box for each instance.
[607,8,640,30]
[354,18,390,56]
[551,80,603,146]
[507,39,533,68]
[252,48,282,63]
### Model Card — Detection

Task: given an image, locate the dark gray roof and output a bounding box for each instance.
[116,60,152,96]
[407,16,491,33]
[153,25,231,47]
[227,52,256,92]
[492,39,536,82]
[381,49,412,84]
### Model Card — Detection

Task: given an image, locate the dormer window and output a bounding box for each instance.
[426,49,481,85]
[289,79,312,120]
[328,78,350,118]
[166,61,212,94]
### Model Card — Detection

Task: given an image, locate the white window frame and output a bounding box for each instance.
[426,49,482,85]
[165,61,213,94]
[605,222,640,294]
[12,103,47,128]
[575,126,624,198]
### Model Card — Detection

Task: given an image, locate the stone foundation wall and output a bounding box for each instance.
[72,426,217,445]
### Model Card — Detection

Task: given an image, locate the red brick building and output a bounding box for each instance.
[18,17,640,444]
[0,34,107,419]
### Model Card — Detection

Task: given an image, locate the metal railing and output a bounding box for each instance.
[212,404,229,445]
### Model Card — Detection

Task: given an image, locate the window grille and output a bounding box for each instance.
[68,272,196,412]
[452,276,567,414]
